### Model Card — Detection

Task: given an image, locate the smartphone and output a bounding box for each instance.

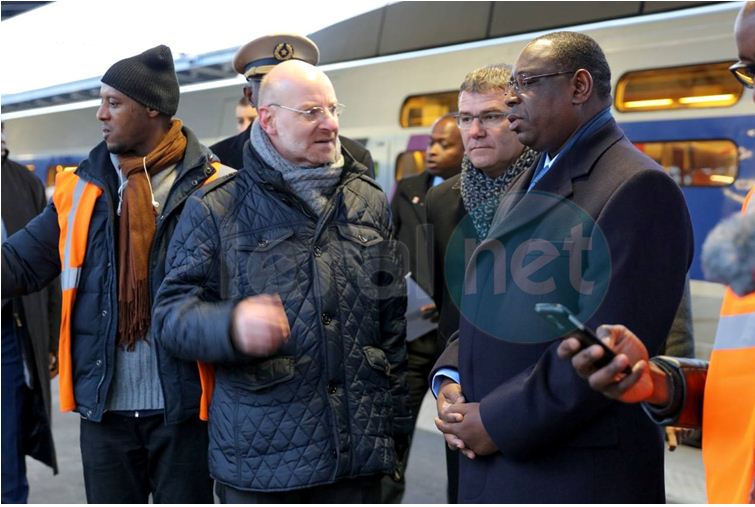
[534,303,620,369]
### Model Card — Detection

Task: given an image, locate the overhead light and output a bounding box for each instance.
[678,94,737,105]
[709,174,735,184]
[623,98,674,108]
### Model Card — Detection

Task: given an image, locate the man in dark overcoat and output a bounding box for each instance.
[432,32,693,502]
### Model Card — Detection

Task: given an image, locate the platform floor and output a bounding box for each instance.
[27,383,706,504]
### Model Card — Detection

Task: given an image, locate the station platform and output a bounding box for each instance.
[27,382,706,503]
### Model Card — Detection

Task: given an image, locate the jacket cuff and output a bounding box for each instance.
[642,356,707,428]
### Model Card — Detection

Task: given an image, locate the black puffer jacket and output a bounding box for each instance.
[153,144,411,491]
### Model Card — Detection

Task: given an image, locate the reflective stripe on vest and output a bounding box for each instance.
[54,163,222,418]
[53,171,103,412]
[703,186,755,503]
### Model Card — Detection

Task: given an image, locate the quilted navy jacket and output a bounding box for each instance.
[153,144,411,491]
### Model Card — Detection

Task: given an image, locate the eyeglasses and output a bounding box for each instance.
[269,103,345,122]
[454,111,509,130]
[507,70,576,94]
[729,61,755,89]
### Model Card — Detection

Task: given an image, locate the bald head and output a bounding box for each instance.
[258,60,335,108]
[426,115,463,179]
[257,60,340,167]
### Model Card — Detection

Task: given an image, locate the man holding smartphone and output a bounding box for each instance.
[431,32,693,502]
[558,4,755,503]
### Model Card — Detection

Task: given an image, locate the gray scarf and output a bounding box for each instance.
[251,120,344,215]
[460,146,538,240]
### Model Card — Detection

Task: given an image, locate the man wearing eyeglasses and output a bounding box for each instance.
[209,33,375,178]
[432,32,692,502]
[153,59,410,503]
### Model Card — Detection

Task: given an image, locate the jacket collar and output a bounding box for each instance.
[76,125,214,218]
[397,172,434,197]
[484,118,625,242]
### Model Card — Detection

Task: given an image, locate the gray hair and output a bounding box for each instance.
[459,64,513,95]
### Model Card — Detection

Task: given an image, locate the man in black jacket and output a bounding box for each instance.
[2,46,224,503]
[1,124,60,503]
[385,114,462,502]
[210,33,375,177]
[154,60,410,503]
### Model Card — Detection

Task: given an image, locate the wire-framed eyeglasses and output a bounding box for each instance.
[269,103,345,122]
[507,70,576,94]
[454,111,509,130]
[729,61,755,89]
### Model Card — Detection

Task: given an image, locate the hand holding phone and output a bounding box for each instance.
[535,303,629,373]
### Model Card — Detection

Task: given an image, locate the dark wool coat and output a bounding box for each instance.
[433,120,693,503]
[1,155,60,472]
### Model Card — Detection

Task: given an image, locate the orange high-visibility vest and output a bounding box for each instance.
[703,187,755,503]
[53,163,222,420]
[53,171,103,411]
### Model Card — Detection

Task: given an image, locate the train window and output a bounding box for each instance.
[395,150,425,181]
[615,62,743,112]
[633,139,738,186]
[400,91,458,128]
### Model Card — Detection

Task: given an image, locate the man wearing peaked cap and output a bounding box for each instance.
[233,33,321,79]
[2,44,233,503]
[210,34,375,177]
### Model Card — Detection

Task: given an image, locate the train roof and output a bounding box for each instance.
[1,1,725,116]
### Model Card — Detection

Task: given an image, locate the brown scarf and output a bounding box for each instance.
[116,119,186,350]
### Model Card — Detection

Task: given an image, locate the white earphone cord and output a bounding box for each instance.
[143,156,159,208]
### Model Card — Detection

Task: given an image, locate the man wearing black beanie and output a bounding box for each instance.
[2,45,231,503]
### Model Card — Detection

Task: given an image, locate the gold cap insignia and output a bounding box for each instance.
[273,42,294,62]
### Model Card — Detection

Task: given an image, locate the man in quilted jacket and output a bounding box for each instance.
[153,60,411,502]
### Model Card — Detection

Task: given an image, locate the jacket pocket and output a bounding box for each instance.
[235,227,295,253]
[230,227,299,297]
[236,356,295,392]
[336,223,384,247]
[362,346,391,376]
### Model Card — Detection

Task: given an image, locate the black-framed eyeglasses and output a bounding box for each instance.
[729,61,755,89]
[269,103,345,122]
[454,111,509,130]
[507,70,576,94]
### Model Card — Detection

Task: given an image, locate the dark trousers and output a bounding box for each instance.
[215,475,382,504]
[381,331,459,503]
[79,412,213,503]
[2,306,30,504]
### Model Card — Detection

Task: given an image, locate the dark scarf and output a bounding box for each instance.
[116,120,186,350]
[460,146,538,240]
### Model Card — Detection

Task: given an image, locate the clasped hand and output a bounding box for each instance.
[434,379,497,459]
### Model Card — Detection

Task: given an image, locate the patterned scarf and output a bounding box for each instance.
[250,120,344,216]
[460,146,538,240]
[116,119,186,350]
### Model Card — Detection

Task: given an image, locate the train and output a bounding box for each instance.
[3,2,752,357]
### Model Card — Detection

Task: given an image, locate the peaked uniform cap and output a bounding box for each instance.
[101,45,180,116]
[233,34,320,79]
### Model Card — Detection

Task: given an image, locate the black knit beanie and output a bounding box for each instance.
[101,45,179,116]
